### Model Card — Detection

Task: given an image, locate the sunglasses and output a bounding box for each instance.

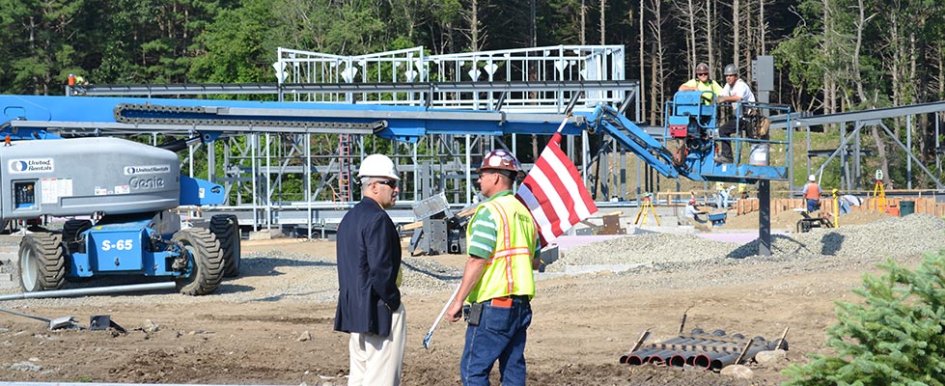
[697,73,709,76]
[373,179,398,189]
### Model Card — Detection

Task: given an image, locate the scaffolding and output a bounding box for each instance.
[68,45,641,235]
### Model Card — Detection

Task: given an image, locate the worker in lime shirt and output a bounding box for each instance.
[446,148,541,386]
[678,62,724,105]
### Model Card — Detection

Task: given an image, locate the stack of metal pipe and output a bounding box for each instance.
[620,328,787,370]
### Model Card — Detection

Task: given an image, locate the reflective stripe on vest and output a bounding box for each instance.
[465,194,537,304]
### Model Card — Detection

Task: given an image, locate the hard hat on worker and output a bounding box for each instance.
[723,64,738,76]
[695,63,710,74]
[808,174,816,182]
[358,154,400,181]
[479,149,522,174]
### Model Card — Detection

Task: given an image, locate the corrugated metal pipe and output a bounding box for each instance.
[621,329,788,371]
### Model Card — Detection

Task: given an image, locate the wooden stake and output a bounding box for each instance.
[774,327,790,350]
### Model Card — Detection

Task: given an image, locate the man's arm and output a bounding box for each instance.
[531,234,542,271]
[446,257,488,322]
[678,79,698,91]
[445,206,496,322]
[365,215,401,310]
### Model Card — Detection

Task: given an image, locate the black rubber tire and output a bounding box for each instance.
[173,228,224,296]
[209,214,241,278]
[18,233,66,292]
[62,219,92,254]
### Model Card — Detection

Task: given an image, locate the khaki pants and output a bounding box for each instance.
[348,304,406,386]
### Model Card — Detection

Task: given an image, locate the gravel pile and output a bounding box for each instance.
[547,233,732,272]
[792,214,945,258]
[550,214,945,273]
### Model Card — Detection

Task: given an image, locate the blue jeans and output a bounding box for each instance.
[461,297,533,386]
[806,198,819,212]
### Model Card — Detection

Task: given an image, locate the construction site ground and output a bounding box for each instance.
[1,210,943,385]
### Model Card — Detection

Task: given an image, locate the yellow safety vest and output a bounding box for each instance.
[465,194,537,304]
[681,79,724,105]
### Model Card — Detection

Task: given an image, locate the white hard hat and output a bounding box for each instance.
[808,174,816,182]
[358,154,400,181]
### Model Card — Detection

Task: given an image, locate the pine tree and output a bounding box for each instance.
[784,251,945,385]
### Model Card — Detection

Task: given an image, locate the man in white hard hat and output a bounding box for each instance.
[445,149,541,386]
[802,174,822,213]
[334,154,405,386]
[716,64,757,163]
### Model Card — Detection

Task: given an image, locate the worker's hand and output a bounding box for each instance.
[446,301,463,323]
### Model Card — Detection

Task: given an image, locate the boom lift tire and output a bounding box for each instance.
[173,228,224,295]
[62,219,92,254]
[210,214,241,278]
[18,233,66,292]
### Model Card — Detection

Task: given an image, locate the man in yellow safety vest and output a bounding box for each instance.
[446,149,541,386]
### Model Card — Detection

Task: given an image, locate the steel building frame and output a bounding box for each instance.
[66,45,645,236]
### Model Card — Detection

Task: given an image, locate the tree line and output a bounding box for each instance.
[2,0,944,186]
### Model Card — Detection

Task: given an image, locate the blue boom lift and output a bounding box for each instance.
[0,90,789,295]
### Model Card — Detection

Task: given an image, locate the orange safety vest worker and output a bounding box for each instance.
[804,182,821,200]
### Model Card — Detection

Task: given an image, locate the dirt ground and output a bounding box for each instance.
[0,215,934,385]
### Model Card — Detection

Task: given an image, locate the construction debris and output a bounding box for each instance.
[89,315,127,334]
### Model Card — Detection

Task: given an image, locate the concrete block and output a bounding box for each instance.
[248,229,283,241]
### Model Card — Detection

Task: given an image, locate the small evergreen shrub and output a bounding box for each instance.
[784,251,945,386]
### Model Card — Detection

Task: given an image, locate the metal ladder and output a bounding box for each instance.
[336,134,353,203]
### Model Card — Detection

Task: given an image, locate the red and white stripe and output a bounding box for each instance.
[516,132,597,245]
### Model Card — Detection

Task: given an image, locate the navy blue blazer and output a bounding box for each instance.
[334,197,402,337]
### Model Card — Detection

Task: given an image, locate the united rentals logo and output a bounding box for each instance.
[124,165,171,175]
[8,159,54,174]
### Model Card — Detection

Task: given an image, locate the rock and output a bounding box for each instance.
[9,361,42,372]
[298,330,312,342]
[755,349,787,364]
[28,357,39,362]
[143,319,160,333]
[720,364,752,379]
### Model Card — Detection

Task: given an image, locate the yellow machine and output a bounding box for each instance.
[870,169,887,213]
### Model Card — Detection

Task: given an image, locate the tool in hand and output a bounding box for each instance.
[422,284,461,350]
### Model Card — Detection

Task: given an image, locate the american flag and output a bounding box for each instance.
[516,132,598,245]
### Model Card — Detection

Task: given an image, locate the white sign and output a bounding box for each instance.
[41,178,73,204]
[123,165,171,175]
[8,158,54,174]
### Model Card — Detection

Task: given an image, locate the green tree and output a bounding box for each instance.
[0,0,85,94]
[189,0,282,84]
[784,251,945,385]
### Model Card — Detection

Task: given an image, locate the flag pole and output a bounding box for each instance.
[554,114,571,134]
[556,90,583,134]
